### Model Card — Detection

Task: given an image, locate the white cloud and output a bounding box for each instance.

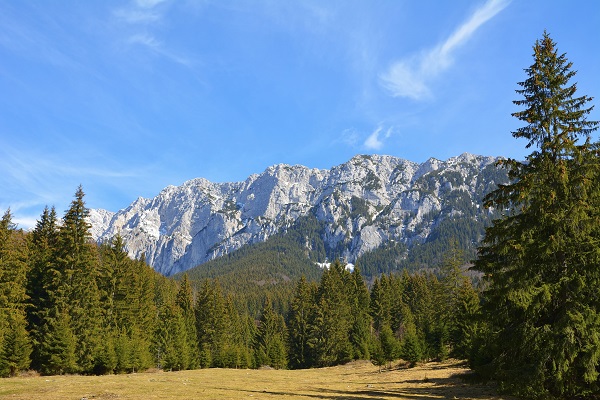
[113,0,194,67]
[380,0,510,100]
[128,33,162,49]
[135,0,169,8]
[338,128,360,147]
[113,8,161,24]
[0,143,142,227]
[12,216,39,231]
[114,0,168,24]
[364,126,392,150]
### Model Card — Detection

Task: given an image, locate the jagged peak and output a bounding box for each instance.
[447,153,499,168]
[183,177,213,187]
[89,152,508,276]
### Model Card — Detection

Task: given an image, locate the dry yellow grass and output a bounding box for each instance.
[0,360,515,400]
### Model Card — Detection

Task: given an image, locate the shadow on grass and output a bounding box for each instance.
[226,373,501,400]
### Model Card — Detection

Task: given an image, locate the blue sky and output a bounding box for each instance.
[1,0,599,228]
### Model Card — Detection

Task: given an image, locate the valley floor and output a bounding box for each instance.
[0,359,514,400]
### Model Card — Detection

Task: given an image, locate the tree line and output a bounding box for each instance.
[0,185,480,375]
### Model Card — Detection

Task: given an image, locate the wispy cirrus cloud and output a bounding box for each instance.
[112,0,192,66]
[0,142,144,228]
[128,33,162,49]
[113,0,168,25]
[135,0,169,8]
[113,8,162,24]
[380,0,510,100]
[364,126,393,150]
[337,125,395,151]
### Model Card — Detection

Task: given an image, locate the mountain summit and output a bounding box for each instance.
[89,153,506,276]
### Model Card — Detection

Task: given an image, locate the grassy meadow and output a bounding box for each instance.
[0,360,514,400]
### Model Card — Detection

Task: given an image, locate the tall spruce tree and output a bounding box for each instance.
[254,299,288,369]
[0,210,31,376]
[153,278,186,371]
[129,256,156,372]
[287,276,316,369]
[195,279,228,368]
[348,266,372,360]
[38,306,78,375]
[176,274,199,369]
[56,186,104,373]
[473,32,600,398]
[452,277,480,360]
[308,261,353,367]
[27,206,59,371]
[370,276,391,334]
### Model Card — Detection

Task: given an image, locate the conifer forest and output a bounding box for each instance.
[1,32,599,399]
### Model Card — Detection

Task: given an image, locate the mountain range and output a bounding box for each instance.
[89,153,508,276]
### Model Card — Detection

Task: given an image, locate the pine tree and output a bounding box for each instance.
[38,306,77,375]
[129,256,156,372]
[473,32,600,398]
[452,277,480,360]
[195,279,228,367]
[153,279,186,371]
[369,276,390,333]
[99,244,156,373]
[220,297,253,369]
[55,186,104,373]
[254,299,288,369]
[0,310,32,377]
[176,274,199,369]
[398,303,422,367]
[430,246,466,361]
[370,337,385,373]
[308,261,353,367]
[378,324,399,370]
[348,266,372,360]
[401,272,435,359]
[0,210,32,376]
[27,206,59,371]
[287,276,316,369]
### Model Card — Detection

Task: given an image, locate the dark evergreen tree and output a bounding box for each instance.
[473,32,600,398]
[398,303,422,367]
[0,210,31,377]
[452,277,481,360]
[378,324,399,370]
[401,272,435,359]
[176,274,199,369]
[195,279,228,368]
[347,266,372,360]
[129,256,156,372]
[26,206,59,371]
[287,276,316,369]
[308,261,353,367]
[153,278,186,371]
[369,337,385,372]
[100,244,156,373]
[254,299,288,369]
[221,296,253,369]
[38,306,77,375]
[55,186,104,373]
[369,276,391,333]
[0,311,32,377]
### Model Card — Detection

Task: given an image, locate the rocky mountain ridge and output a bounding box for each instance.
[89,153,506,276]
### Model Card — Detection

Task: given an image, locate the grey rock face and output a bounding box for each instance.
[89,153,502,276]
